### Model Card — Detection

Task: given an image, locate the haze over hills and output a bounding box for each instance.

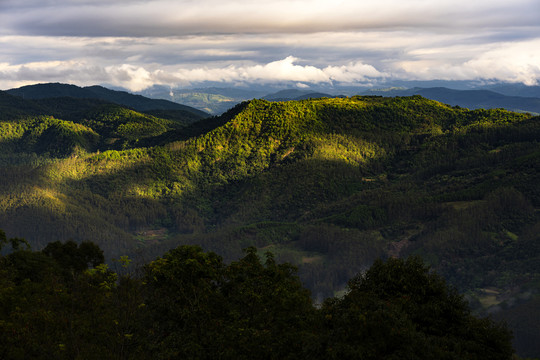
[135,81,540,116]
[364,87,540,114]
[480,83,540,98]
[0,89,539,356]
[138,85,267,115]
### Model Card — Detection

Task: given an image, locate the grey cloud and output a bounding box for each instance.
[2,0,539,38]
[0,1,539,89]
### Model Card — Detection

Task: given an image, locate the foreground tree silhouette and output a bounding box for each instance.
[143,246,314,360]
[320,256,513,360]
[0,233,515,359]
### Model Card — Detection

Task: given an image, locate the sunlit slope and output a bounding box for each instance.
[3,97,536,258]
[1,94,539,356]
[0,99,192,256]
[0,95,538,274]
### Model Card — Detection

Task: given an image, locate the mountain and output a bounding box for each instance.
[293,92,337,100]
[0,94,539,356]
[364,87,540,114]
[7,82,208,117]
[479,83,540,98]
[139,85,266,115]
[260,89,340,101]
[140,86,337,114]
[136,81,540,116]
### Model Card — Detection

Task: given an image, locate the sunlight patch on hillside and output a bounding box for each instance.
[311,134,383,165]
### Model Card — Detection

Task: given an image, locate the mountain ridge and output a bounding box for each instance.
[139,83,540,115]
[364,86,540,114]
[6,82,209,117]
[0,94,539,356]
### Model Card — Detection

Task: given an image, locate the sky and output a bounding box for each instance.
[0,0,539,91]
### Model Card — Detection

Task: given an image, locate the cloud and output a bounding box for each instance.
[0,1,539,89]
[0,60,110,88]
[2,43,540,91]
[393,39,540,85]
[463,40,540,85]
[2,0,539,37]
[150,57,389,89]
[241,57,328,83]
[0,56,388,91]
[324,62,387,82]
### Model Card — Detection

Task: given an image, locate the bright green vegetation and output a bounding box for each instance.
[0,236,514,359]
[1,92,539,357]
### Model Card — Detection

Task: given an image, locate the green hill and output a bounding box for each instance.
[0,95,539,356]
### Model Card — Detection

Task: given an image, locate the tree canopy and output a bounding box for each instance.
[0,235,515,359]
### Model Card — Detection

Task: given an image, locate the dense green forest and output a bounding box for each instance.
[0,91,539,356]
[0,234,514,359]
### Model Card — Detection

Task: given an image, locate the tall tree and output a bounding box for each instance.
[320,257,514,360]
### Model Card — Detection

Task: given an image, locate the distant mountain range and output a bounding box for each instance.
[139,82,540,115]
[139,86,266,115]
[362,87,540,114]
[262,87,540,114]
[7,83,208,117]
[261,89,336,101]
[479,83,540,98]
[6,81,540,116]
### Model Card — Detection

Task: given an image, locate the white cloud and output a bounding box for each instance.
[2,44,540,91]
[241,57,329,83]
[0,60,109,89]
[463,40,540,85]
[393,39,540,85]
[105,64,155,92]
[323,62,386,82]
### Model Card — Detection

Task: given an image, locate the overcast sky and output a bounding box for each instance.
[1,0,539,91]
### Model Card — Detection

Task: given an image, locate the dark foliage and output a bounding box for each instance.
[0,237,515,359]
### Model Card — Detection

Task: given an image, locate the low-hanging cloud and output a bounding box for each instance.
[0,56,386,91]
[1,47,539,92]
[393,39,540,86]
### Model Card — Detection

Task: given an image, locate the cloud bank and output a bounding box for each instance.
[1,0,539,90]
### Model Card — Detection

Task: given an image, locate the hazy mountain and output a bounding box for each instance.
[7,83,208,117]
[479,83,540,98]
[135,80,540,116]
[364,87,540,114]
[260,89,340,101]
[293,92,337,100]
[139,85,266,115]
[262,89,318,100]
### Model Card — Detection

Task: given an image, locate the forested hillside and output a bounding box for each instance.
[0,93,539,356]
